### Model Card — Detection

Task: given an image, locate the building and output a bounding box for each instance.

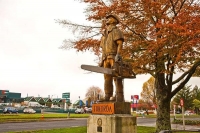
[0,90,22,103]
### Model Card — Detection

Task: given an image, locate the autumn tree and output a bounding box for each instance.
[141,77,157,107]
[57,0,200,132]
[85,86,104,103]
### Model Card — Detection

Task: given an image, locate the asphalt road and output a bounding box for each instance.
[0,117,199,133]
[0,118,87,133]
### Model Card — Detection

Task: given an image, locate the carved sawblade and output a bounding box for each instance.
[81,64,115,75]
[81,64,136,79]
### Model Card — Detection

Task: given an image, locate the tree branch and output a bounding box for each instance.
[171,60,200,98]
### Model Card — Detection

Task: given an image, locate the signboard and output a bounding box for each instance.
[180,98,184,106]
[62,93,70,99]
[134,95,139,100]
[131,95,134,99]
[92,103,114,114]
[131,95,139,100]
[0,90,9,95]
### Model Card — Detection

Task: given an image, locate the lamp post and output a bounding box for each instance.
[79,96,81,108]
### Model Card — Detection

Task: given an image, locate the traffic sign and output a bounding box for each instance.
[180,98,184,106]
[62,92,70,99]
[134,95,139,100]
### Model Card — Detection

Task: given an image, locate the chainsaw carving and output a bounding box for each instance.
[81,14,136,102]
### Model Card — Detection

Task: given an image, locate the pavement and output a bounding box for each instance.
[171,124,200,131]
[46,117,200,131]
[137,117,200,132]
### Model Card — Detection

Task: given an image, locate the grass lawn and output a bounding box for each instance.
[1,113,199,133]
[7,126,155,133]
[0,113,90,123]
[7,126,197,133]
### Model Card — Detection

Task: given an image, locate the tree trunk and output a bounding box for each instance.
[155,75,171,133]
[156,96,171,132]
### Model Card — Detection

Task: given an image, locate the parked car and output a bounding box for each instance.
[3,107,18,114]
[23,108,36,114]
[84,107,92,113]
[136,110,145,114]
[184,110,192,116]
[75,108,84,114]
[176,110,181,114]
[86,107,92,113]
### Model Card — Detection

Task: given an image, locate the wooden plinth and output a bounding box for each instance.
[87,114,137,133]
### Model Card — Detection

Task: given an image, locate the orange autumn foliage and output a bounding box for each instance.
[58,0,200,75]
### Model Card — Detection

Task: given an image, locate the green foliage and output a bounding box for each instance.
[193,99,200,108]
[172,85,193,110]
[173,119,200,125]
[191,85,200,100]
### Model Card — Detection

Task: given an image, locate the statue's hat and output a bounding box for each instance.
[106,14,120,24]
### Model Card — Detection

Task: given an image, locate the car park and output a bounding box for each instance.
[3,107,18,114]
[23,108,36,114]
[75,108,84,114]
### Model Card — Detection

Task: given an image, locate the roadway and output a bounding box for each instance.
[0,117,199,133]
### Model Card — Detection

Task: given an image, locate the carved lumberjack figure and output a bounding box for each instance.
[99,14,124,102]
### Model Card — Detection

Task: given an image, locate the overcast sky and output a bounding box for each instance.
[0,0,199,103]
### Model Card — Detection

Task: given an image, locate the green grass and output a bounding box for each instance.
[6,126,155,133]
[7,126,87,133]
[0,113,90,123]
[1,113,200,133]
[7,126,197,133]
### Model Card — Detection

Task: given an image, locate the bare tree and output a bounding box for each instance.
[85,86,104,102]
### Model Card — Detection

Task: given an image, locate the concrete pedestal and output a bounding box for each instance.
[87,114,137,133]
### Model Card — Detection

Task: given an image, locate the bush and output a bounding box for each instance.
[173,119,200,125]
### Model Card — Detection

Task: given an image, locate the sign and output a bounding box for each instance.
[180,98,184,106]
[134,95,139,100]
[0,90,9,95]
[131,95,134,99]
[92,103,114,114]
[131,95,139,100]
[62,93,70,99]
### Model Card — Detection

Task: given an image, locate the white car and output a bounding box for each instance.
[86,107,92,113]
[75,108,84,114]
[23,108,36,114]
[184,110,192,116]
[136,110,145,114]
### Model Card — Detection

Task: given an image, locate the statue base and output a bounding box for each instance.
[87,114,137,133]
[87,102,137,133]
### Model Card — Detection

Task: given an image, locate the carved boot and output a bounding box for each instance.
[99,94,112,102]
[109,96,116,101]
[116,93,124,102]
